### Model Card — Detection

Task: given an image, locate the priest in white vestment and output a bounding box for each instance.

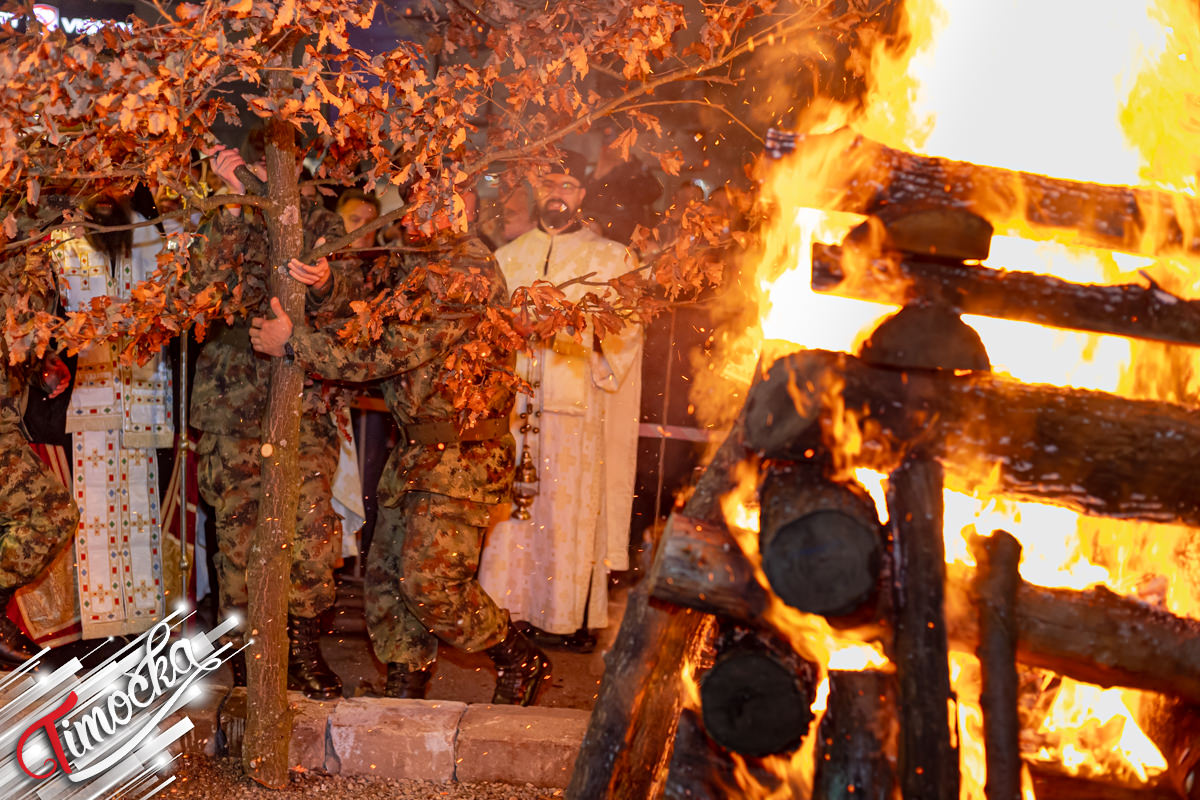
[48,191,173,639]
[479,152,643,643]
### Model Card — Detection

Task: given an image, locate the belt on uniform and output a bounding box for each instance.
[400,417,509,445]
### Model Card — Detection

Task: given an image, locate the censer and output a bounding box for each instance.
[511,400,540,520]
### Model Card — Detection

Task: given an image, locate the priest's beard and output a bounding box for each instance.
[537,199,576,230]
[83,197,133,271]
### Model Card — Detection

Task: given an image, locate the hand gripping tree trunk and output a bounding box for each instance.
[244,65,307,789]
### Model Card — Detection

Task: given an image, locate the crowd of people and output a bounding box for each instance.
[0,129,719,708]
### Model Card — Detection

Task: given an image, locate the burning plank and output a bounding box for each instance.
[745,349,1200,528]
[770,129,1200,262]
[810,242,1200,347]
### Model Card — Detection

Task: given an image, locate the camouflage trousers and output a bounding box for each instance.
[365,490,508,669]
[197,413,342,621]
[0,403,78,591]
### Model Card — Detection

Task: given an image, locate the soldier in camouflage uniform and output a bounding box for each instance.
[249,211,552,706]
[190,145,357,699]
[0,247,80,665]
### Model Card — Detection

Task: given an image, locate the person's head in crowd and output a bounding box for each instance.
[336,188,381,249]
[534,150,589,233]
[501,184,535,243]
[671,181,705,212]
[81,188,132,267]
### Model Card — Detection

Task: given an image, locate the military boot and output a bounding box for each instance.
[287,615,343,700]
[384,663,433,699]
[486,625,551,706]
[0,588,38,667]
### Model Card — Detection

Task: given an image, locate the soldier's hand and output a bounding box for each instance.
[40,354,72,399]
[288,238,331,293]
[249,297,294,358]
[203,145,246,195]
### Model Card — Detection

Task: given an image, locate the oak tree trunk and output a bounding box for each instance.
[243,59,306,788]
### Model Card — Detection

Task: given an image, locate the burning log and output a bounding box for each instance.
[946,573,1200,707]
[813,670,897,800]
[649,509,1200,706]
[1025,762,1182,800]
[745,349,1200,528]
[776,129,1200,262]
[569,425,754,800]
[971,531,1023,800]
[888,455,960,800]
[811,242,1200,348]
[1136,694,1200,800]
[651,513,771,622]
[664,708,786,800]
[759,463,885,623]
[699,630,819,757]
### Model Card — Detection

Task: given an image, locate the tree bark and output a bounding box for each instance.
[970,531,1022,800]
[243,64,306,787]
[811,243,1200,348]
[745,349,1200,528]
[888,455,959,800]
[782,128,1200,262]
[813,670,897,800]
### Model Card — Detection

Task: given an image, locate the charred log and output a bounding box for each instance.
[971,531,1023,800]
[782,129,1200,262]
[813,670,897,800]
[699,630,819,757]
[888,455,960,800]
[1026,762,1182,800]
[946,572,1200,706]
[651,513,770,622]
[1136,694,1200,800]
[664,708,785,800]
[569,424,755,799]
[649,513,1200,706]
[745,349,1200,528]
[812,243,1200,348]
[759,462,885,622]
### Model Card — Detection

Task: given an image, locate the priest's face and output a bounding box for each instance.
[535,171,585,229]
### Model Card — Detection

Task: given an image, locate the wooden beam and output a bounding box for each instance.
[971,531,1023,800]
[811,242,1200,348]
[745,350,1200,528]
[649,520,1200,706]
[888,456,960,800]
[778,129,1200,262]
[813,670,897,800]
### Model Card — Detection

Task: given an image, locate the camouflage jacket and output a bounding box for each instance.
[290,235,515,506]
[0,243,61,404]
[189,202,357,438]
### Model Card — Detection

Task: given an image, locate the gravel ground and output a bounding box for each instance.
[164,756,565,800]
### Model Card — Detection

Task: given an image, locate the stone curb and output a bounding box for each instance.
[169,686,589,788]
